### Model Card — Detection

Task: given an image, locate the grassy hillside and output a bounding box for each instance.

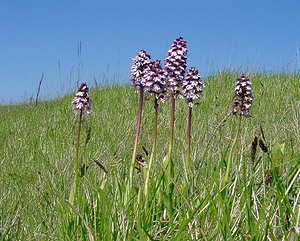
[0,72,299,240]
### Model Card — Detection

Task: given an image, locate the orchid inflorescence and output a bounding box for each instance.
[131,37,202,102]
[144,60,168,102]
[232,74,253,117]
[72,82,92,115]
[164,37,188,94]
[181,67,204,108]
[130,50,152,88]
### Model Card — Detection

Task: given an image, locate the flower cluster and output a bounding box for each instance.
[165,37,188,94]
[181,67,204,107]
[130,50,152,88]
[144,60,167,101]
[72,82,92,115]
[232,74,253,117]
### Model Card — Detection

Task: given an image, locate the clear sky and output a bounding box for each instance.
[1,1,300,104]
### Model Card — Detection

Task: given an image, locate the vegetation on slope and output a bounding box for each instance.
[0,72,299,240]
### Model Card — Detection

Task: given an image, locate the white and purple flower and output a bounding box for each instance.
[232,74,253,117]
[164,37,188,94]
[130,50,152,88]
[181,67,204,107]
[72,82,92,115]
[144,60,167,101]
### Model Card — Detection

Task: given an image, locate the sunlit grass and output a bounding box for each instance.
[0,72,299,240]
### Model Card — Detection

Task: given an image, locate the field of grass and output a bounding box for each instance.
[0,72,299,240]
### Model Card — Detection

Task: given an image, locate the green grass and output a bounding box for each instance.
[0,72,299,240]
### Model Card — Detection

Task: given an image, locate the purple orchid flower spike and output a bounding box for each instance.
[232,74,253,117]
[130,50,152,88]
[72,82,92,115]
[165,36,188,95]
[181,67,204,107]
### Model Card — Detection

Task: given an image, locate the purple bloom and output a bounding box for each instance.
[165,37,188,94]
[181,67,204,107]
[130,50,152,88]
[144,60,167,101]
[72,83,92,115]
[232,74,253,117]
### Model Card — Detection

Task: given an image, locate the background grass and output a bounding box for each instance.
[0,72,299,240]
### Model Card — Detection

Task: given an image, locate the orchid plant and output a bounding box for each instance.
[126,50,152,203]
[143,60,167,198]
[223,74,253,187]
[180,67,204,176]
[164,37,188,173]
[69,83,92,206]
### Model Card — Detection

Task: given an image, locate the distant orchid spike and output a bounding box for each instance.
[69,82,91,206]
[130,50,152,88]
[165,37,188,94]
[144,60,167,101]
[181,67,204,107]
[232,74,253,117]
[128,50,151,200]
[223,73,253,187]
[72,82,92,115]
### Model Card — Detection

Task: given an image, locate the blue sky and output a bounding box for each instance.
[1,1,300,104]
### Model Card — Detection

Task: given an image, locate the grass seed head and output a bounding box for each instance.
[181,67,204,107]
[265,170,272,186]
[232,74,253,117]
[259,138,268,153]
[72,82,92,115]
[130,50,152,88]
[251,136,258,162]
[135,154,146,175]
[165,37,188,94]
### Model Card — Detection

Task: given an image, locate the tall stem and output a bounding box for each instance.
[126,86,144,202]
[186,106,192,172]
[168,94,176,157]
[223,113,242,187]
[69,110,83,206]
[75,111,83,184]
[162,93,176,219]
[144,98,158,198]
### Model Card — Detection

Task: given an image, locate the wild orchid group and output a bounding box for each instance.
[68,37,253,208]
[128,37,253,199]
[128,37,205,201]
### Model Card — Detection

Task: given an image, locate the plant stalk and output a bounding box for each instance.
[126,86,144,203]
[168,94,176,158]
[144,98,158,198]
[186,106,192,172]
[69,109,83,206]
[223,113,242,187]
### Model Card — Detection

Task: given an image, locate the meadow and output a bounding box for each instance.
[0,71,299,240]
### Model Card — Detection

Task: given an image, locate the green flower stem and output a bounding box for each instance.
[144,98,158,198]
[223,113,242,187]
[69,109,83,206]
[186,106,192,173]
[168,94,175,158]
[126,86,144,203]
[163,93,175,195]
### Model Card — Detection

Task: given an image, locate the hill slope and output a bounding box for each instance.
[1,72,299,240]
